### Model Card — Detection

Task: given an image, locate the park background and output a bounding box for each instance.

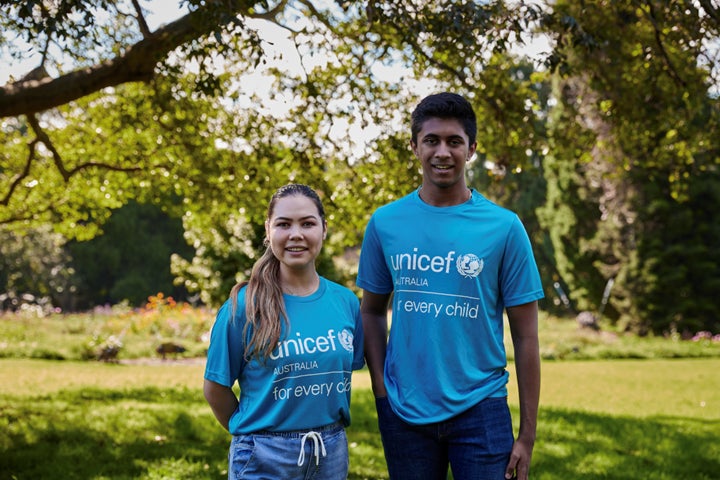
[1,1,719,478]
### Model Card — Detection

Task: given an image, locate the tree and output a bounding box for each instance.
[0,224,79,312]
[1,1,544,227]
[3,0,719,336]
[540,0,720,334]
[0,0,263,116]
[68,200,194,308]
[1,0,543,306]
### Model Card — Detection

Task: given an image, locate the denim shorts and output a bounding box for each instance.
[228,422,348,480]
[375,396,514,480]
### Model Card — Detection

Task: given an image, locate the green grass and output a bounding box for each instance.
[1,307,719,478]
[3,307,718,363]
[1,358,718,479]
[518,311,720,361]
[0,300,213,362]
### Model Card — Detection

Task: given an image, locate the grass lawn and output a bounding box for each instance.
[1,308,718,478]
[1,357,718,479]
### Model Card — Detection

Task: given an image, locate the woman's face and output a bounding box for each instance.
[265,194,327,273]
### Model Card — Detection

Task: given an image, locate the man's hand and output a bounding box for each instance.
[505,435,534,480]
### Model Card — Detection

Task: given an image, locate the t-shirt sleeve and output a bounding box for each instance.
[204,299,246,387]
[356,215,394,294]
[500,216,545,307]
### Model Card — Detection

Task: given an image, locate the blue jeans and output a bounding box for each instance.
[228,422,348,479]
[375,396,514,480]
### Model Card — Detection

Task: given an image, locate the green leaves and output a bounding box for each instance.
[1,0,719,335]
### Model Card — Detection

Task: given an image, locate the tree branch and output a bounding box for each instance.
[26,115,70,180]
[0,3,247,118]
[1,138,37,207]
[248,0,289,22]
[698,0,720,25]
[130,0,153,38]
[643,1,687,89]
[26,115,143,180]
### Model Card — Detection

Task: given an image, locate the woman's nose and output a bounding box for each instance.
[289,225,303,238]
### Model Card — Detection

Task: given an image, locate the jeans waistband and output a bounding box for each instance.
[255,421,343,438]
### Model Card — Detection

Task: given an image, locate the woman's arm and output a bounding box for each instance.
[203,379,239,431]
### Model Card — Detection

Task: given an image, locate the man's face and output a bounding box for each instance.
[411,117,476,191]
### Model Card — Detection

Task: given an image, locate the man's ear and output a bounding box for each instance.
[410,140,418,157]
[468,142,477,160]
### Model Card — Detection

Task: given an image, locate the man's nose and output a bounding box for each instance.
[436,141,452,157]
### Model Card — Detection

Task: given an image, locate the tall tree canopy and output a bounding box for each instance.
[1,0,544,302]
[2,0,719,335]
[1,0,543,229]
[538,0,720,334]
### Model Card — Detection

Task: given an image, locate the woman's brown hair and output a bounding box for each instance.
[230,184,326,361]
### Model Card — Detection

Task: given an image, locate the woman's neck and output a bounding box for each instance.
[280,269,320,296]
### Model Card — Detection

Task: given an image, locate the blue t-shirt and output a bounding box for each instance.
[204,277,365,434]
[356,189,544,424]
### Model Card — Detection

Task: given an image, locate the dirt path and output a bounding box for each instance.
[119,356,206,366]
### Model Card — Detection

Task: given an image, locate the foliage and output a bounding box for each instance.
[0,223,80,312]
[2,306,719,364]
[0,294,215,361]
[68,201,194,308]
[539,0,720,334]
[535,74,614,316]
[636,173,720,336]
[0,200,194,311]
[2,1,720,334]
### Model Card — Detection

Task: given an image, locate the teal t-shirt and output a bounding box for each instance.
[356,189,544,424]
[204,277,365,434]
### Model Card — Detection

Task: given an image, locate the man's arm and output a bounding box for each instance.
[203,379,239,431]
[505,301,541,480]
[360,290,391,398]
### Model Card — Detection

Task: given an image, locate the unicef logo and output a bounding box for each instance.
[456,254,483,278]
[338,329,354,352]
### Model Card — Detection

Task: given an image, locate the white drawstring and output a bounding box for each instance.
[297,431,327,466]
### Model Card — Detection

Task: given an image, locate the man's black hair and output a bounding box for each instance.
[410,92,477,145]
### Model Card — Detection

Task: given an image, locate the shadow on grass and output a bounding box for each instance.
[532,408,720,479]
[1,388,718,479]
[0,387,227,480]
[347,391,387,479]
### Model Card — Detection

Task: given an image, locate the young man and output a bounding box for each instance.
[356,92,543,480]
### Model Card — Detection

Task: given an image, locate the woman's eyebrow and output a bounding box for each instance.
[272,215,318,221]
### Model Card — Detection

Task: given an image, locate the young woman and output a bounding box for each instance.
[204,183,364,479]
